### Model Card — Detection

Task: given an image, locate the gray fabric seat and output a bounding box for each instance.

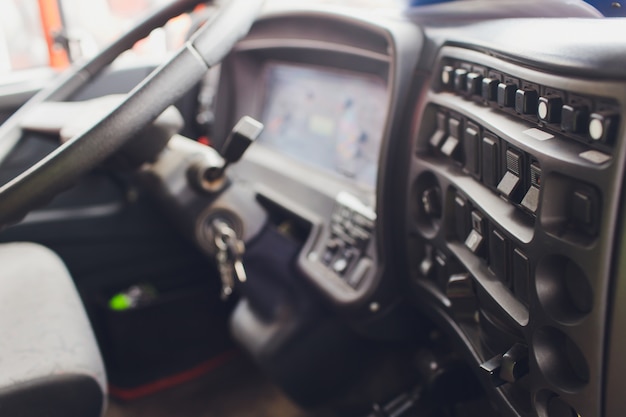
[0,242,106,417]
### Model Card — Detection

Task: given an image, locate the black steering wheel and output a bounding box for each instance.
[0,0,263,227]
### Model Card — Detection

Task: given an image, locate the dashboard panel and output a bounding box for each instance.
[213,10,422,311]
[7,1,626,416]
[393,15,626,417]
[188,3,626,417]
[403,44,626,417]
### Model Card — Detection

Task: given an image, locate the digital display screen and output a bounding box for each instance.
[259,63,388,189]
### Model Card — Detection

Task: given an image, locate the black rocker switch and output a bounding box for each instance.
[500,343,529,383]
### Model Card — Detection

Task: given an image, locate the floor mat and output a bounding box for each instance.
[104,357,332,417]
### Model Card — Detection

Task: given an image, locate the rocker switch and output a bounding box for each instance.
[500,344,529,383]
[480,354,506,387]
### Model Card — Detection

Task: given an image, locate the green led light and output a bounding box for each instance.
[109,293,132,311]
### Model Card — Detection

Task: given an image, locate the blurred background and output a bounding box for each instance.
[0,0,622,77]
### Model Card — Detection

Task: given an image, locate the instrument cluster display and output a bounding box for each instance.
[259,63,388,189]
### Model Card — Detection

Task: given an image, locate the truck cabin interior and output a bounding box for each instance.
[0,1,624,417]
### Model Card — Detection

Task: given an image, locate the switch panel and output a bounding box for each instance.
[317,192,376,289]
[436,58,620,151]
[431,105,544,218]
[419,52,619,417]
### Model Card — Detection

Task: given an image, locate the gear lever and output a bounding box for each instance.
[207,116,264,181]
[187,115,264,192]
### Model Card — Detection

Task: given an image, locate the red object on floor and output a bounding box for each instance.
[108,350,239,400]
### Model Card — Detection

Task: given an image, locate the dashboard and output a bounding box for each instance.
[137,2,626,417]
[205,11,420,309]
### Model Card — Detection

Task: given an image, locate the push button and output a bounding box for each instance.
[446,273,477,321]
[529,161,541,188]
[448,117,462,139]
[434,250,449,289]
[441,65,455,88]
[589,111,619,144]
[489,228,508,285]
[419,245,435,279]
[482,134,500,188]
[482,78,499,101]
[561,104,589,133]
[505,148,521,175]
[466,72,483,96]
[465,230,485,257]
[515,88,538,115]
[346,258,371,289]
[521,162,542,214]
[465,211,486,257]
[332,257,349,274]
[454,68,468,93]
[421,187,442,218]
[497,83,516,107]
[352,213,375,230]
[497,149,524,202]
[441,117,463,161]
[521,186,540,214]
[430,111,448,148]
[471,210,485,235]
[446,272,474,299]
[333,248,359,275]
[463,123,480,177]
[570,188,599,235]
[454,194,471,242]
[322,238,343,265]
[538,96,563,123]
[572,191,593,226]
[512,248,530,305]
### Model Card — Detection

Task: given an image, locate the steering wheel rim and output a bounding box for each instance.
[0,0,263,227]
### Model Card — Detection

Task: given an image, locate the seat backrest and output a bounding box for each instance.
[0,242,106,417]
